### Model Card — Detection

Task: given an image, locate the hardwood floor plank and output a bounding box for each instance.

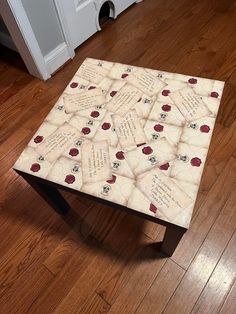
[219,280,236,314]
[0,200,70,301]
[95,215,164,305]
[200,120,236,194]
[0,265,54,314]
[54,253,116,313]
[163,185,236,313]
[136,259,185,314]
[28,208,124,312]
[192,232,236,314]
[78,292,111,314]
[23,239,96,313]
[172,157,236,269]
[175,5,236,79]
[104,248,166,313]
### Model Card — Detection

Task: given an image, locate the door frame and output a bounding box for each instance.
[0,0,51,80]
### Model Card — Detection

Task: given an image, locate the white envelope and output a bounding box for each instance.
[68,114,101,139]
[64,75,90,95]
[181,116,215,148]
[106,84,142,116]
[97,77,114,93]
[86,58,114,70]
[202,96,221,117]
[125,138,177,176]
[81,174,135,207]
[109,146,134,179]
[148,100,185,127]
[47,156,83,190]
[133,94,156,119]
[136,168,193,222]
[144,120,182,145]
[45,98,73,126]
[75,59,109,84]
[76,105,107,121]
[62,137,90,162]
[28,121,57,148]
[108,62,137,80]
[126,68,166,97]
[112,110,147,149]
[127,186,168,220]
[35,123,80,163]
[81,140,112,184]
[171,178,198,201]
[191,78,214,96]
[63,88,106,113]
[13,146,52,179]
[170,142,208,185]
[93,111,118,146]
[105,80,127,102]
[156,79,188,103]
[169,86,211,121]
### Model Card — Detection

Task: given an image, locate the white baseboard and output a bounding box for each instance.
[44,42,72,75]
[0,30,17,51]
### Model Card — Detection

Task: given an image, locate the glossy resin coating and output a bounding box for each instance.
[14,58,225,228]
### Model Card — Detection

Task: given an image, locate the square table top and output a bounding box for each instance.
[14,58,225,229]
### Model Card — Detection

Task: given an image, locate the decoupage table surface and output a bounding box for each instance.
[14,58,225,231]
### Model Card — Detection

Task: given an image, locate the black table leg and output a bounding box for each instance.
[17,171,71,215]
[161,226,186,256]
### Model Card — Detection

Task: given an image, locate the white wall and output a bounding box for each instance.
[21,0,65,56]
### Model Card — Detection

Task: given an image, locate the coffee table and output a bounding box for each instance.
[14,58,225,256]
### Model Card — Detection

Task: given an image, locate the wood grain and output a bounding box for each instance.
[136,259,185,314]
[1,0,236,312]
[192,232,236,314]
[164,184,236,313]
[219,281,236,314]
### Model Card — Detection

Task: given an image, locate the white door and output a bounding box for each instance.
[55,0,137,51]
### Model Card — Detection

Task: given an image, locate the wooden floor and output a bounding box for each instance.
[1,0,236,313]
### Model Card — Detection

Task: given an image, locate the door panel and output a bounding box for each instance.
[56,0,137,50]
[57,0,97,49]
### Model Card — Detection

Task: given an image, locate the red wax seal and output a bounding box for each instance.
[65,174,75,184]
[102,122,111,130]
[116,151,125,160]
[210,91,219,98]
[88,86,96,90]
[154,124,164,132]
[30,163,40,172]
[34,135,44,144]
[200,125,210,133]
[149,203,157,213]
[110,91,117,97]
[142,146,153,155]
[70,82,78,88]
[69,148,79,156]
[190,157,202,167]
[162,104,171,112]
[90,111,100,118]
[106,175,117,184]
[121,73,129,79]
[162,89,170,96]
[159,163,170,170]
[188,78,197,84]
[81,127,91,135]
